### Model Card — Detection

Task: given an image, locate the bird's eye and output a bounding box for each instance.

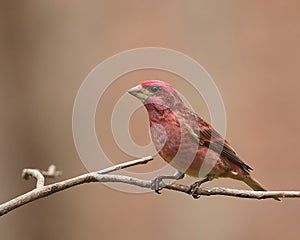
[150,86,159,92]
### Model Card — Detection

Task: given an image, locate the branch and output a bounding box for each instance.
[0,156,153,216]
[1,156,300,216]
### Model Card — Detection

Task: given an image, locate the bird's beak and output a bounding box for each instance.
[128,84,151,101]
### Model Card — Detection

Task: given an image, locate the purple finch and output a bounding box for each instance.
[128,80,279,200]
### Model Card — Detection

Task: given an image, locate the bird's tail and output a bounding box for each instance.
[242,175,280,201]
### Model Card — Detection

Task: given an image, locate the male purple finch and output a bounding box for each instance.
[128,80,279,200]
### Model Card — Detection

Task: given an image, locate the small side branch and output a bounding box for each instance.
[22,169,45,188]
[1,156,300,217]
[21,165,62,188]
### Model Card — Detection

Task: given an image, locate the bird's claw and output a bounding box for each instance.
[189,181,202,199]
[151,176,166,194]
[188,177,210,199]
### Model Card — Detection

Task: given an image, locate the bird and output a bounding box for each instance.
[128,80,279,200]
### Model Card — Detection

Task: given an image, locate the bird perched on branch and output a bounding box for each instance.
[128,80,279,200]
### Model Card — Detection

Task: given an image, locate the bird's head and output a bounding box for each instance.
[128,80,184,110]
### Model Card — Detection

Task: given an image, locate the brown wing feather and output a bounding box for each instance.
[201,128,253,173]
[177,109,253,173]
[194,113,253,173]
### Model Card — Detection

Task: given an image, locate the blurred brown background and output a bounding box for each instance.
[1,1,300,239]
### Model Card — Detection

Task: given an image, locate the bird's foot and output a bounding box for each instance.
[189,181,202,199]
[151,172,184,194]
[189,177,210,199]
[151,176,167,194]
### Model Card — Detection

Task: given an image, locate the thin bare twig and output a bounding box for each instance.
[40,165,62,178]
[21,165,63,188]
[1,156,300,217]
[97,156,153,174]
[22,169,45,188]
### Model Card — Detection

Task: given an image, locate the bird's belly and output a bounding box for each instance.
[150,121,231,178]
[159,140,230,178]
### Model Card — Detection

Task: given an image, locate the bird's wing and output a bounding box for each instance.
[193,114,253,173]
